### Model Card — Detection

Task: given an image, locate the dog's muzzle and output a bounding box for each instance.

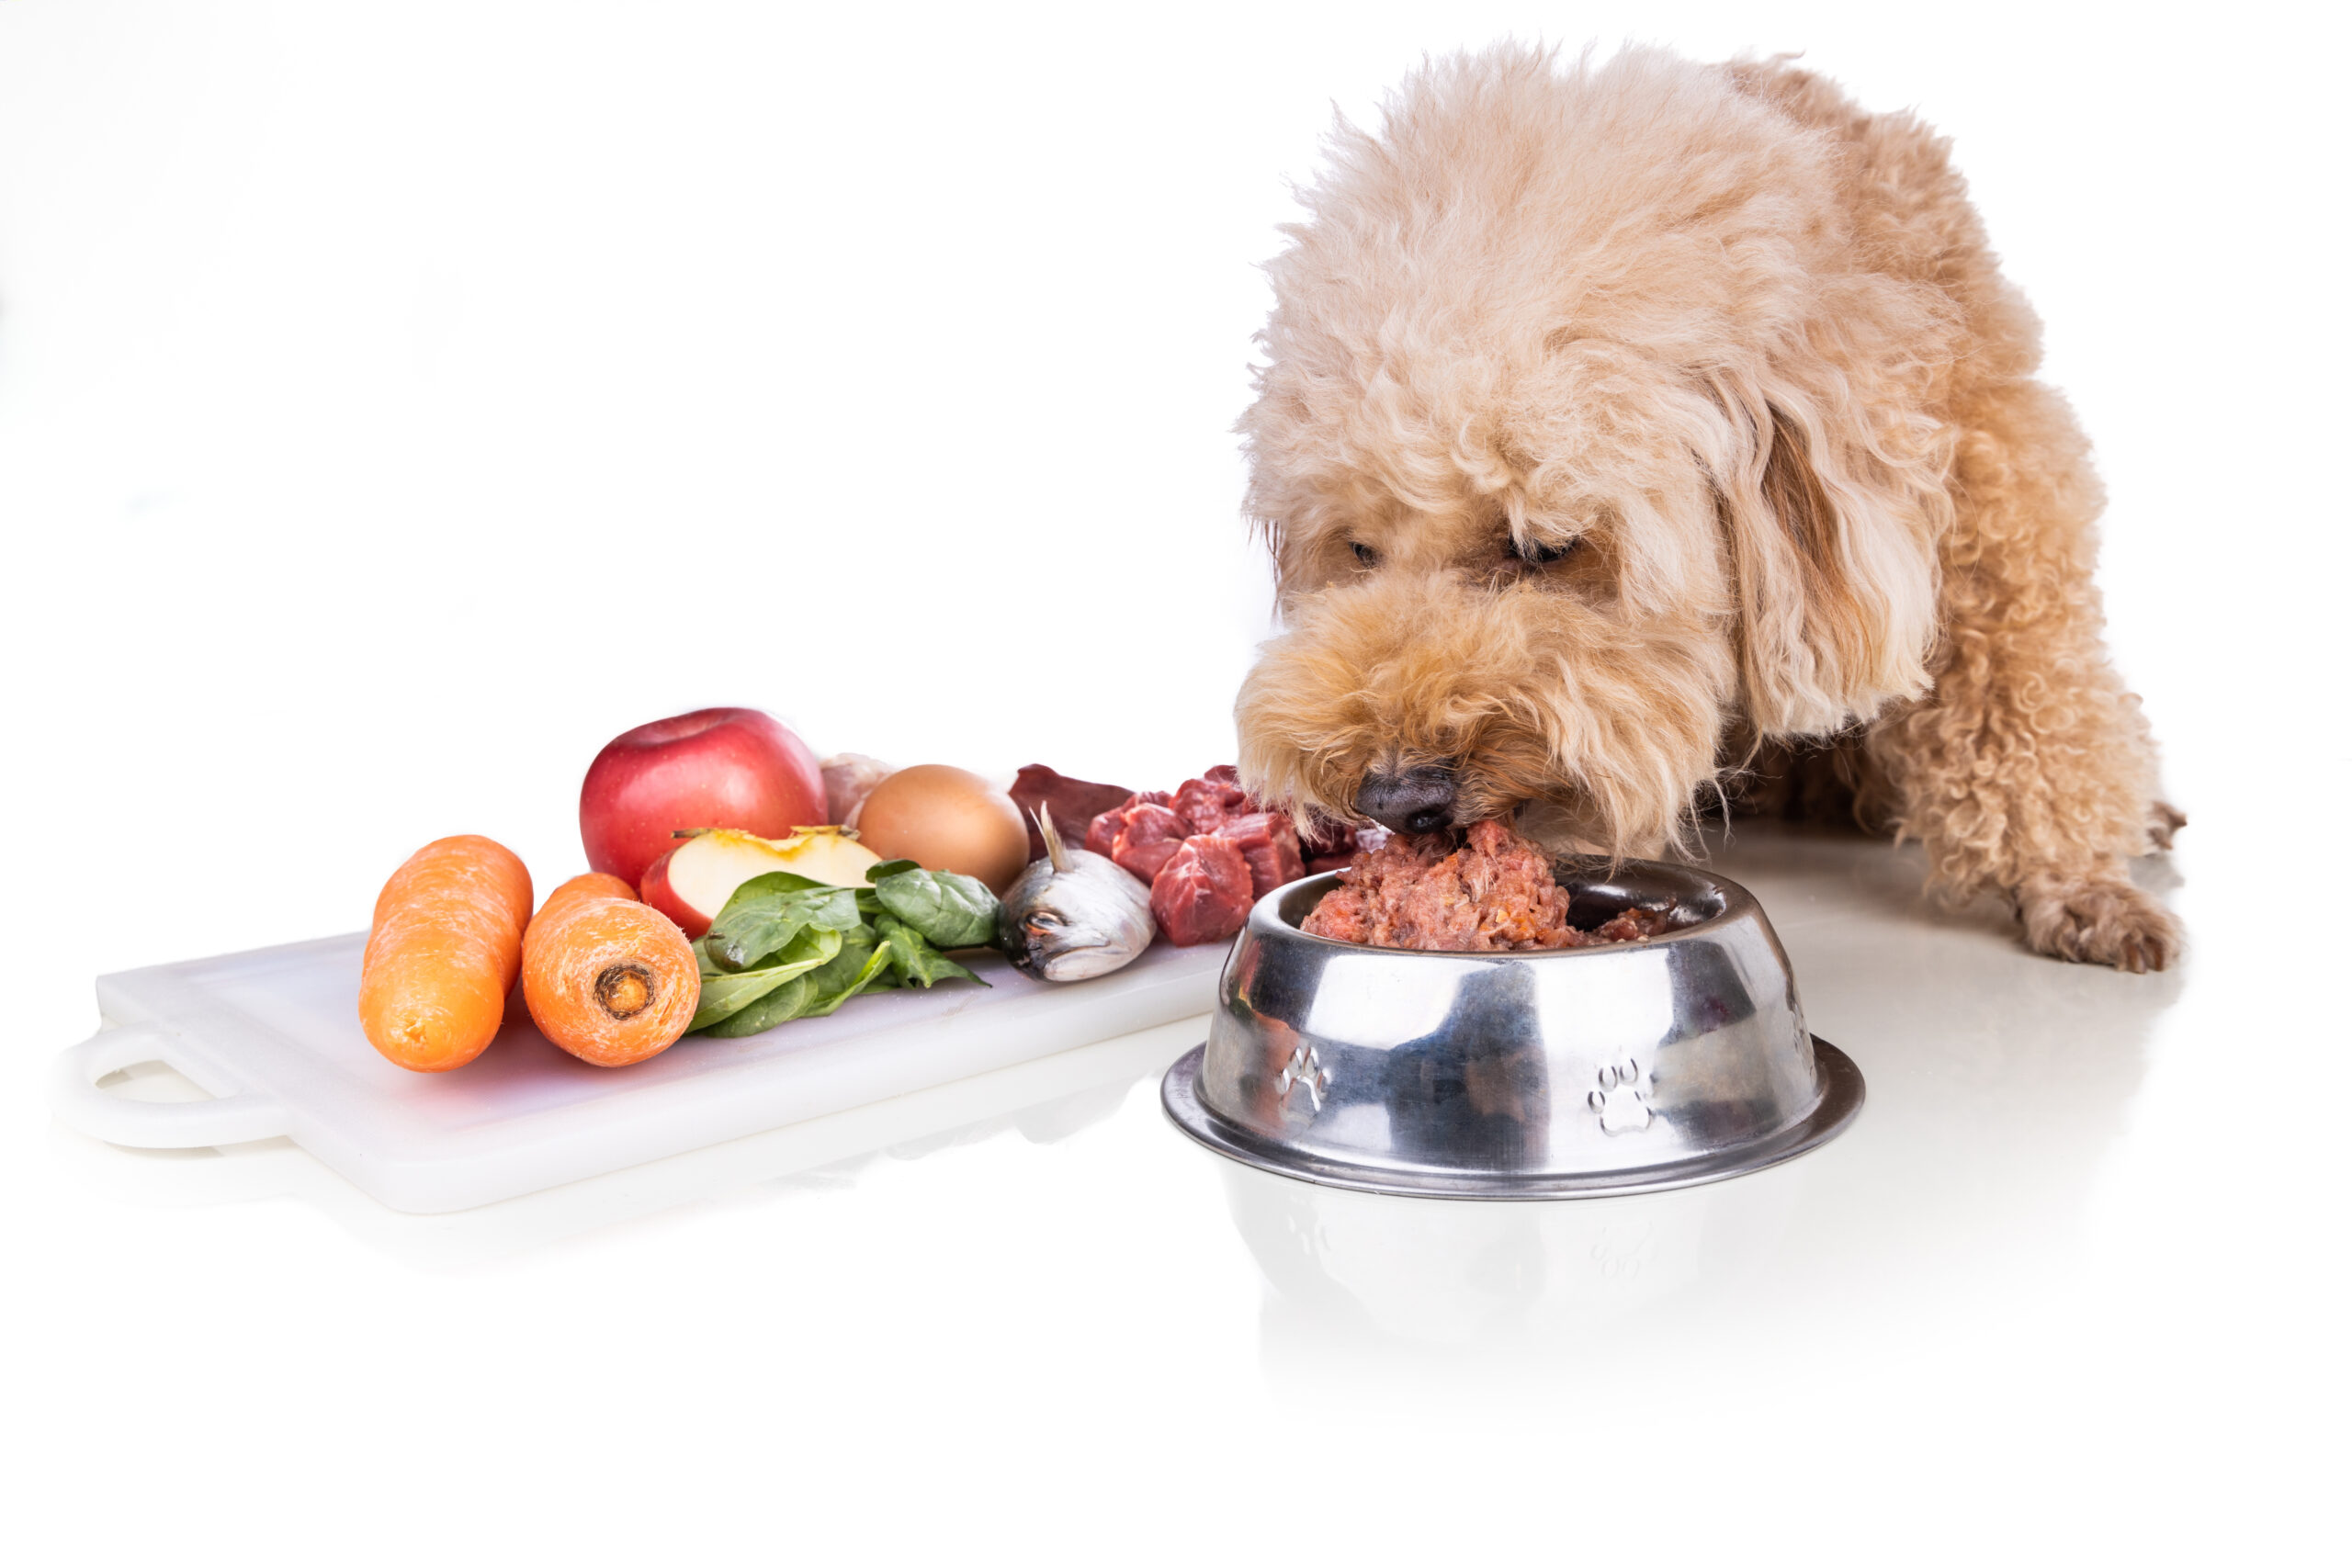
[1355,764,1458,836]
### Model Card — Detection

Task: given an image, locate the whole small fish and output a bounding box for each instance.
[999,808,1156,981]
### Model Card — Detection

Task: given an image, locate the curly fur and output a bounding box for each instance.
[1234,43,2181,971]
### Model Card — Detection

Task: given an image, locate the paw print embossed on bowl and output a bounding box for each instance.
[1160,859,1863,1199]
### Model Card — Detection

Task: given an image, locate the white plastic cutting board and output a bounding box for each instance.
[48,932,1229,1213]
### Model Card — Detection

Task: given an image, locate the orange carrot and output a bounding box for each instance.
[507,874,639,1027]
[522,880,698,1068]
[358,835,535,1073]
[537,871,638,917]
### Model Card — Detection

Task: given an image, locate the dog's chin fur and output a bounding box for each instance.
[1232,43,2183,970]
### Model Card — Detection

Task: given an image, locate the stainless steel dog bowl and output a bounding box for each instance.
[1161,860,1862,1199]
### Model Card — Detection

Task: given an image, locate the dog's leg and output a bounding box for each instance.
[1867,378,2181,972]
[1724,732,1884,831]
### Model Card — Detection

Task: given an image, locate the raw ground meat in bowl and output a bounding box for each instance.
[1301,818,1680,952]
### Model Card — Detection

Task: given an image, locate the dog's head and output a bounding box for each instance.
[1234,46,1957,851]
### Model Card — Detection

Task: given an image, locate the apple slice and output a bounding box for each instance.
[639,827,883,939]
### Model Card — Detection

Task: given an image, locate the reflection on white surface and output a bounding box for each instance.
[1222,1155,1805,1355]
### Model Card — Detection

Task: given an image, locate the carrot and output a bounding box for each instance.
[522,879,698,1068]
[518,873,645,1029]
[537,871,638,917]
[507,874,639,1027]
[358,835,535,1073]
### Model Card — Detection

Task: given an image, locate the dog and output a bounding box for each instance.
[1233,44,2181,971]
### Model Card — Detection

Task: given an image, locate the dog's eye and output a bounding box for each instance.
[1350,541,1378,567]
[1517,536,1581,567]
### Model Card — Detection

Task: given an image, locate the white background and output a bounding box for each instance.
[2,2,2345,1562]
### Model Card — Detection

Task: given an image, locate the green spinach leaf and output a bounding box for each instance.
[871,867,1001,950]
[797,944,895,1020]
[687,864,994,1039]
[875,914,987,989]
[702,974,816,1037]
[808,924,879,987]
[703,873,866,972]
[687,925,841,1032]
[705,942,895,1037]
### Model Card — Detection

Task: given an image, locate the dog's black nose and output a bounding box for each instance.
[1357,765,1458,836]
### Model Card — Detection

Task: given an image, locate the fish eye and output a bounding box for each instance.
[1028,912,1063,931]
[1350,540,1378,567]
[1516,536,1581,567]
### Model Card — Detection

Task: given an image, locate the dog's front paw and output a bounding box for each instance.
[2015,871,2180,973]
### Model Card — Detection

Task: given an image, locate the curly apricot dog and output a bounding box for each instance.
[1235,45,2181,971]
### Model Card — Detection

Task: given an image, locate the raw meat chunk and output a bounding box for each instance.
[1149,835,1254,946]
[1083,768,1310,919]
[1109,803,1191,885]
[1219,810,1306,897]
[1085,790,1174,860]
[1171,774,1251,835]
[1083,807,1121,858]
[1010,765,1135,864]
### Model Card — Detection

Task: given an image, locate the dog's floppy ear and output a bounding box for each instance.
[1715,378,1942,736]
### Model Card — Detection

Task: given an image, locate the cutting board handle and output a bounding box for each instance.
[49,1024,293,1149]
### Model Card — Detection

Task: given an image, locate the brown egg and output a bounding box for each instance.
[852,764,1032,894]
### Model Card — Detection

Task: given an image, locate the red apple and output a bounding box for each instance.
[579,708,827,889]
